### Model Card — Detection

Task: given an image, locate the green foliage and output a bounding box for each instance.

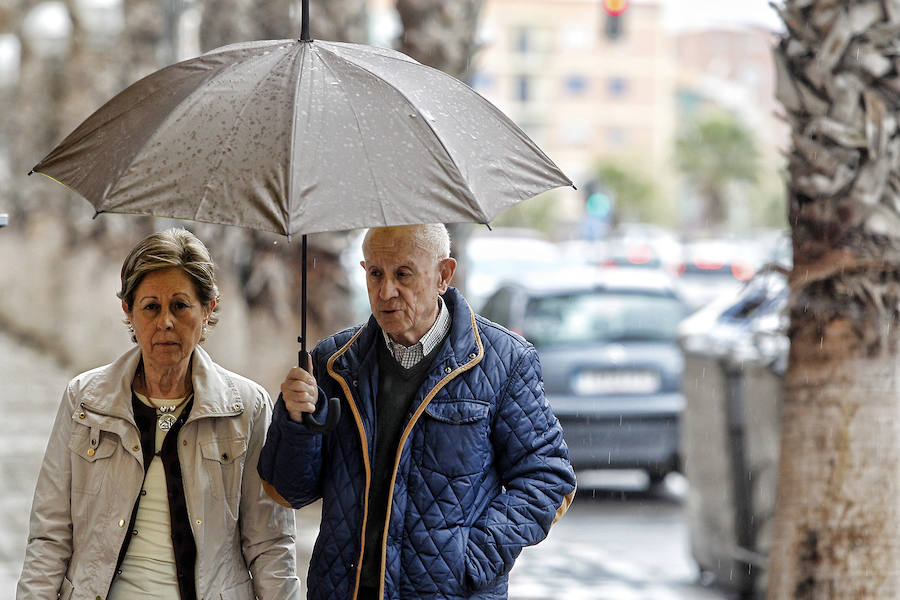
[675,111,760,186]
[492,190,560,236]
[591,160,670,225]
[674,109,761,228]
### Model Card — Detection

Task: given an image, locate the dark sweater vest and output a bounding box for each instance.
[359,337,445,588]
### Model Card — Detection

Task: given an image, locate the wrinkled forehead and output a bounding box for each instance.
[363,227,431,259]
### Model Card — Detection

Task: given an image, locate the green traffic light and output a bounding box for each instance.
[586,192,611,218]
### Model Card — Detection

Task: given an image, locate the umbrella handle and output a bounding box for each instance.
[297,349,341,433]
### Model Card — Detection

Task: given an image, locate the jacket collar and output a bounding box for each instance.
[330,287,482,378]
[79,345,244,421]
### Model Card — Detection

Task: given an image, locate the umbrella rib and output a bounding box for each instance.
[38,64,197,165]
[39,47,262,193]
[102,48,280,206]
[192,48,298,232]
[316,44,487,223]
[317,55,392,226]
[286,43,305,237]
[321,42,571,185]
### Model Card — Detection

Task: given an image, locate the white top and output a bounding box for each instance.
[107,392,190,600]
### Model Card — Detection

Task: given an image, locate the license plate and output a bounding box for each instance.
[572,370,660,395]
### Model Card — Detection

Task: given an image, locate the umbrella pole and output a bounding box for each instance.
[301,0,310,41]
[296,233,341,433]
[300,233,308,357]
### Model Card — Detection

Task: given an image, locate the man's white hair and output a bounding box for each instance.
[419,223,451,259]
[364,224,452,260]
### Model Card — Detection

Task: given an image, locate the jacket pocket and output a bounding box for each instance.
[58,576,74,600]
[200,437,247,500]
[418,399,490,478]
[68,424,118,495]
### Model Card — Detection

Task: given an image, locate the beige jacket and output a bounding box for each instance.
[16,345,300,600]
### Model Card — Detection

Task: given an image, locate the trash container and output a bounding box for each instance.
[677,262,789,598]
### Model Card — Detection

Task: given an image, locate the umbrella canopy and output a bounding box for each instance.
[30,26,574,433]
[31,38,572,237]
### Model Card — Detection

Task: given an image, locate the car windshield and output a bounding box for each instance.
[523,291,685,346]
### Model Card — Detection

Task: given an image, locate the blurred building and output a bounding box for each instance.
[469,0,676,219]
[673,25,788,232]
[365,0,786,233]
[674,25,787,164]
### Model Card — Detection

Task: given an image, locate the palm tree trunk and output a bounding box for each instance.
[8,0,120,227]
[769,1,900,597]
[395,0,482,81]
[308,0,368,43]
[200,0,366,51]
[122,0,167,81]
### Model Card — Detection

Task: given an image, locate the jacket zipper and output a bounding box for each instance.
[328,314,484,599]
[326,327,371,600]
[374,312,485,599]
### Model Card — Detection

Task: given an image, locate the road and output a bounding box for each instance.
[0,330,69,594]
[0,329,731,599]
[508,472,730,599]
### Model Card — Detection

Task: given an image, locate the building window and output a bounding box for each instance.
[604,13,626,41]
[608,76,629,98]
[515,26,532,54]
[516,75,531,102]
[564,75,589,96]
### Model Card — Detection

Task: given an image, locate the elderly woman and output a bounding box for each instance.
[16,228,300,600]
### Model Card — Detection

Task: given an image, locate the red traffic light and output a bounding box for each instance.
[602,0,628,17]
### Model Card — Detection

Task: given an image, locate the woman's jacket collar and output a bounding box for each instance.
[77,344,245,421]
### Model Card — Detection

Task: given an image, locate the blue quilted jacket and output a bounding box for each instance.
[258,288,576,599]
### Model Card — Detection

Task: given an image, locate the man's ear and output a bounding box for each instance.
[438,257,457,293]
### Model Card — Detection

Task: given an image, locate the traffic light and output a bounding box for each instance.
[605,15,623,41]
[586,190,612,219]
[601,0,627,41]
[602,0,628,16]
[583,181,613,220]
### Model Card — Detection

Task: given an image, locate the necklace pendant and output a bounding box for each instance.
[157,413,177,430]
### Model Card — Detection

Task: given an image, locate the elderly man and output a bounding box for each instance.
[258,224,576,600]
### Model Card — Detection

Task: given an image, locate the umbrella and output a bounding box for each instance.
[29,0,574,431]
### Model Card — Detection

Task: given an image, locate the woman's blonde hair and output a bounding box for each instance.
[118,228,220,342]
